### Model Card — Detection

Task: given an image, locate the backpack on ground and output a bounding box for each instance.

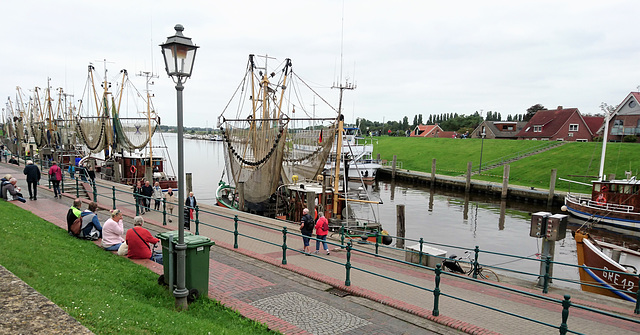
[70,216,82,235]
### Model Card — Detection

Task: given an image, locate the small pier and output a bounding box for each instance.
[378,166,567,206]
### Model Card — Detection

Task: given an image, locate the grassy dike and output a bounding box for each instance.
[374,137,640,193]
[0,201,277,335]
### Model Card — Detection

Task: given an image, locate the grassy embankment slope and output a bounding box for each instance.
[374,137,640,193]
[0,201,276,335]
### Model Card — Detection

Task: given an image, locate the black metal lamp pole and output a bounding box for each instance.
[160,24,199,310]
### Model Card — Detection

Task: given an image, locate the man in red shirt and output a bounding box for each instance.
[126,216,162,264]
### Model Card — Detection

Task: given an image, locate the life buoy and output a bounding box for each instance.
[596,193,606,205]
[130,165,137,175]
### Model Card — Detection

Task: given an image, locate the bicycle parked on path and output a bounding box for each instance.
[442,251,500,282]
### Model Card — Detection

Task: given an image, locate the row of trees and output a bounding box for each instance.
[355,104,547,136]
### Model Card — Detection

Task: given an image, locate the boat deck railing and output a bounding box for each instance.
[46,164,640,334]
[565,193,635,213]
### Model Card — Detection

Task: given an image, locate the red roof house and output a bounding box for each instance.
[410,124,444,137]
[604,92,640,142]
[516,106,597,142]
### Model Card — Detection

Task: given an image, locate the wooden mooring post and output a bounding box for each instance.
[501,165,510,199]
[548,168,557,206]
[306,191,315,218]
[392,155,397,179]
[431,159,436,185]
[465,161,472,193]
[186,172,193,194]
[396,204,405,249]
[237,182,245,211]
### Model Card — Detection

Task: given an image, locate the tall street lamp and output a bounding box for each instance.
[160,24,199,310]
[478,130,486,173]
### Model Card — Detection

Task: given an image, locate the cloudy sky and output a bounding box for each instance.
[3,0,640,127]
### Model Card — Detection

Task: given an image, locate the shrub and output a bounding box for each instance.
[622,135,638,143]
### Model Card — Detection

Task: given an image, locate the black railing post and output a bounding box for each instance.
[282,227,288,265]
[195,205,200,235]
[345,240,352,286]
[559,295,571,335]
[162,198,167,226]
[233,215,239,248]
[433,264,441,317]
[543,256,551,294]
[75,177,79,198]
[340,225,345,247]
[473,245,480,279]
[375,231,380,255]
[92,181,97,203]
[112,186,116,210]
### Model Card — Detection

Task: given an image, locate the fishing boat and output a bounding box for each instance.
[573,230,639,302]
[217,54,387,241]
[562,104,640,233]
[75,63,177,190]
[325,126,381,183]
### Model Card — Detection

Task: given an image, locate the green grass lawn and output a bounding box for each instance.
[373,137,640,193]
[0,201,277,335]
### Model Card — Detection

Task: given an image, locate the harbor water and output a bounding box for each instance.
[157,132,584,288]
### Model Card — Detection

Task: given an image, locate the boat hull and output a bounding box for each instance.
[564,195,640,232]
[574,232,638,302]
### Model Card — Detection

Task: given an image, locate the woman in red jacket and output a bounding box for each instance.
[126,216,162,264]
[314,212,330,255]
[48,161,63,199]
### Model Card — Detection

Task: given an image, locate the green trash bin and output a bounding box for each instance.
[156,231,214,300]
[157,231,193,289]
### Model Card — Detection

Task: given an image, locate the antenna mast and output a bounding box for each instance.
[138,70,159,174]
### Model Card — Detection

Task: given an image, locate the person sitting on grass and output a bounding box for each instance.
[102,209,124,251]
[79,201,103,240]
[126,216,162,264]
[66,198,82,234]
[0,177,26,203]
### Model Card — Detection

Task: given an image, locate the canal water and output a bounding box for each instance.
[156,132,582,287]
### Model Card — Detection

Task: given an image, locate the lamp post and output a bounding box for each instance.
[160,24,199,310]
[478,131,486,173]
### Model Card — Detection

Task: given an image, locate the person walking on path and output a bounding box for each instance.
[141,180,153,214]
[126,216,162,264]
[133,181,144,214]
[102,209,125,251]
[48,161,62,198]
[300,208,315,254]
[86,159,96,183]
[66,198,82,234]
[23,160,41,200]
[314,212,330,255]
[184,191,197,230]
[165,187,175,223]
[152,182,162,211]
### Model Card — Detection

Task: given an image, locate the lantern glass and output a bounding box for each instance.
[160,25,198,78]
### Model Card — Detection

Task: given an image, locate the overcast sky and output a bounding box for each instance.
[4,0,640,127]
